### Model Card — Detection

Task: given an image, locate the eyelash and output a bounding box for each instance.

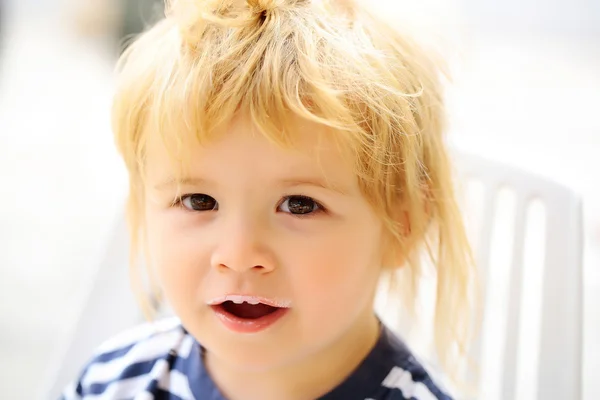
[172,194,326,218]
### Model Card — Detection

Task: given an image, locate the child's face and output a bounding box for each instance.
[144,113,385,370]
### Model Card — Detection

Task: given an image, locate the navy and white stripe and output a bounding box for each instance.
[60,318,452,400]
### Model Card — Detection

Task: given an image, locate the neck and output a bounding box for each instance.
[205,312,380,400]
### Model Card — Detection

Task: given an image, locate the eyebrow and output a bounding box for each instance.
[154,177,350,196]
[154,177,207,191]
[278,178,350,196]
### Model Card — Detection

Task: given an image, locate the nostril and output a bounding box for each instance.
[252,264,276,273]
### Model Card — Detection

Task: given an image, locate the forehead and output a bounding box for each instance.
[143,113,358,188]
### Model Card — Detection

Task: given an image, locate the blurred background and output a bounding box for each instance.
[0,0,598,399]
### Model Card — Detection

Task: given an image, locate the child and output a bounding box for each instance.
[61,0,475,398]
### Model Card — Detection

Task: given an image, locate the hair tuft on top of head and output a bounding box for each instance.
[247,0,294,12]
[166,0,310,49]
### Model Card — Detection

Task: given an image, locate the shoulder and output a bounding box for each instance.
[61,317,193,399]
[377,364,453,400]
[374,327,454,400]
[93,316,184,356]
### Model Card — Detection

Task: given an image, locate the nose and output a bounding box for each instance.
[210,215,276,274]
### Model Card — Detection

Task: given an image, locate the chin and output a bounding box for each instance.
[211,342,296,372]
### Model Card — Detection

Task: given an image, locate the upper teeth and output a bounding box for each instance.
[229,296,260,305]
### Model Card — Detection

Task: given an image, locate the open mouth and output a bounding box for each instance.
[209,296,290,333]
[218,300,280,320]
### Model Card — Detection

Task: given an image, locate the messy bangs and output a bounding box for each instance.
[113,0,438,183]
[112,0,476,386]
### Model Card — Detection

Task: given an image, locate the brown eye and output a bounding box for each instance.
[181,194,218,211]
[279,196,321,215]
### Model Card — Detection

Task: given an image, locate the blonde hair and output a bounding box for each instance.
[112,0,476,380]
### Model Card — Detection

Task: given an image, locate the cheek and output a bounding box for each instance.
[145,211,207,299]
[289,223,382,306]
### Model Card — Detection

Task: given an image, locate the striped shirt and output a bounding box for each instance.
[60,318,452,400]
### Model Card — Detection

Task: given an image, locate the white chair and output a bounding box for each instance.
[453,152,583,400]
[43,152,583,400]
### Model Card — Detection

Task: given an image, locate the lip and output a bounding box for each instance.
[209,294,291,334]
[207,295,292,308]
